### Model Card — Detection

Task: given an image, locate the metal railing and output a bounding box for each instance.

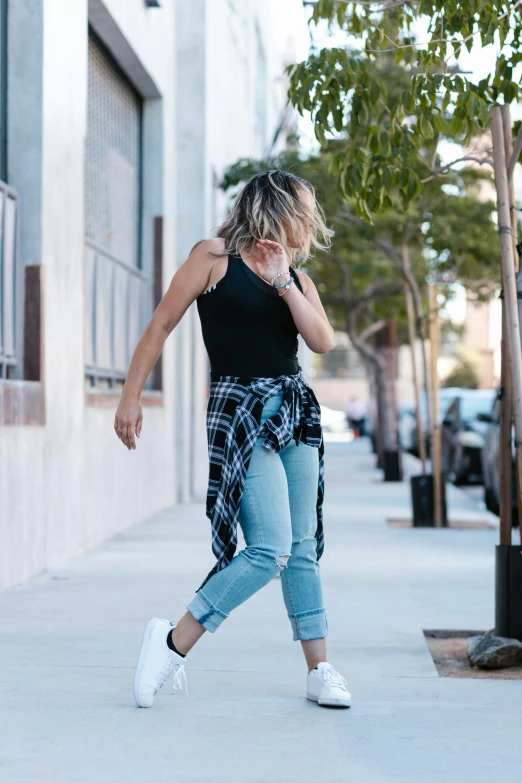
[85,240,150,385]
[0,181,19,379]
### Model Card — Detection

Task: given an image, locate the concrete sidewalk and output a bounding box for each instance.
[1,439,521,782]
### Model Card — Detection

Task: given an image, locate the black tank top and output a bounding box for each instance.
[196,254,303,378]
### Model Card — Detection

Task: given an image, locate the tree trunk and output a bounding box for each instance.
[401,247,432,442]
[374,360,394,452]
[368,365,384,467]
[345,318,388,465]
[376,321,402,481]
[376,321,399,452]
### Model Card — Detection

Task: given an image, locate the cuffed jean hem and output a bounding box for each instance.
[288,608,328,641]
[186,590,228,633]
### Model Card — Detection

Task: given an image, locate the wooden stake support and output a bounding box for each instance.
[402,243,426,474]
[428,284,443,527]
[490,105,522,527]
[499,106,514,543]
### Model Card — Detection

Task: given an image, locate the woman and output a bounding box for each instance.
[114,170,351,709]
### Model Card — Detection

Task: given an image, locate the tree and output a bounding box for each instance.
[287,0,522,627]
[222,152,411,465]
[288,1,522,218]
[220,147,498,472]
[286,10,504,455]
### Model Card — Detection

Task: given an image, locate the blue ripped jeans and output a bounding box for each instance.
[186,390,328,641]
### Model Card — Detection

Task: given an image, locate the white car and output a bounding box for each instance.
[321,405,349,433]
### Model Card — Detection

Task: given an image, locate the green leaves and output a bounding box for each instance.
[402,91,413,112]
[433,113,450,134]
[288,1,522,221]
[420,116,435,140]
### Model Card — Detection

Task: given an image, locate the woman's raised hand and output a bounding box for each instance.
[114,396,143,450]
[255,239,289,282]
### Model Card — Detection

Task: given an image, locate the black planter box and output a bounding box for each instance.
[410,473,448,527]
[495,545,522,641]
[384,450,402,482]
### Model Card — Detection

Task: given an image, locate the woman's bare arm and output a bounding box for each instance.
[288,269,334,354]
[114,238,222,450]
[255,239,334,354]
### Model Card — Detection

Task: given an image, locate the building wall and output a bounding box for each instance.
[174,0,309,500]
[462,298,495,388]
[1,0,309,590]
[0,0,178,590]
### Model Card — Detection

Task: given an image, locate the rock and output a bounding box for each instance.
[467,635,522,669]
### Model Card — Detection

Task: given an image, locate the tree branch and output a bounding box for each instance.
[359,319,386,343]
[431,133,440,170]
[322,280,403,309]
[346,309,383,370]
[332,0,411,9]
[336,209,403,261]
[334,210,427,326]
[421,156,494,184]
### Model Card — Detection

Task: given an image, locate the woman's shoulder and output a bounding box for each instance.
[189,237,227,258]
[187,238,231,293]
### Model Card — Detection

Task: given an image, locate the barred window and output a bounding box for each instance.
[84,32,147,386]
[0,184,19,379]
[0,0,19,381]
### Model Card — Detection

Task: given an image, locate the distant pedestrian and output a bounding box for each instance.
[114,170,351,709]
[346,396,367,438]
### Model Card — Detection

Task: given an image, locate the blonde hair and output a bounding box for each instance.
[215,170,333,266]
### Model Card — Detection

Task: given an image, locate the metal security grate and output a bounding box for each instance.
[0,182,19,379]
[85,33,147,385]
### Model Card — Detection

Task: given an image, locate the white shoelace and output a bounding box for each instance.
[153,658,188,695]
[172,663,188,695]
[320,666,349,692]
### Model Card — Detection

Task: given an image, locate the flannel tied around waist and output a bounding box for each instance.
[196,368,325,592]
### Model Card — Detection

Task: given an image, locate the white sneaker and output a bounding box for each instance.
[133,618,187,708]
[306,662,351,708]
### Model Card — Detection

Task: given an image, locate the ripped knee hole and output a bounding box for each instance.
[275,554,290,569]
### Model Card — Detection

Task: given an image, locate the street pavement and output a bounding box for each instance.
[0,438,521,782]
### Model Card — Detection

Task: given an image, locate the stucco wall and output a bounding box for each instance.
[0,0,178,591]
[1,0,310,591]
[178,0,310,499]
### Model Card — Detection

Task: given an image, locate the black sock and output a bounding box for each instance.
[166,630,186,658]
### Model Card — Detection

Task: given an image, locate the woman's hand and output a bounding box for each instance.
[114,395,143,451]
[255,239,290,287]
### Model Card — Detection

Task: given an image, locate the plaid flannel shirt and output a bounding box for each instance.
[196,368,324,592]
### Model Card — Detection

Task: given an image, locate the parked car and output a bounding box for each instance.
[321,405,349,434]
[398,402,416,452]
[398,388,462,456]
[481,395,518,518]
[440,389,497,484]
